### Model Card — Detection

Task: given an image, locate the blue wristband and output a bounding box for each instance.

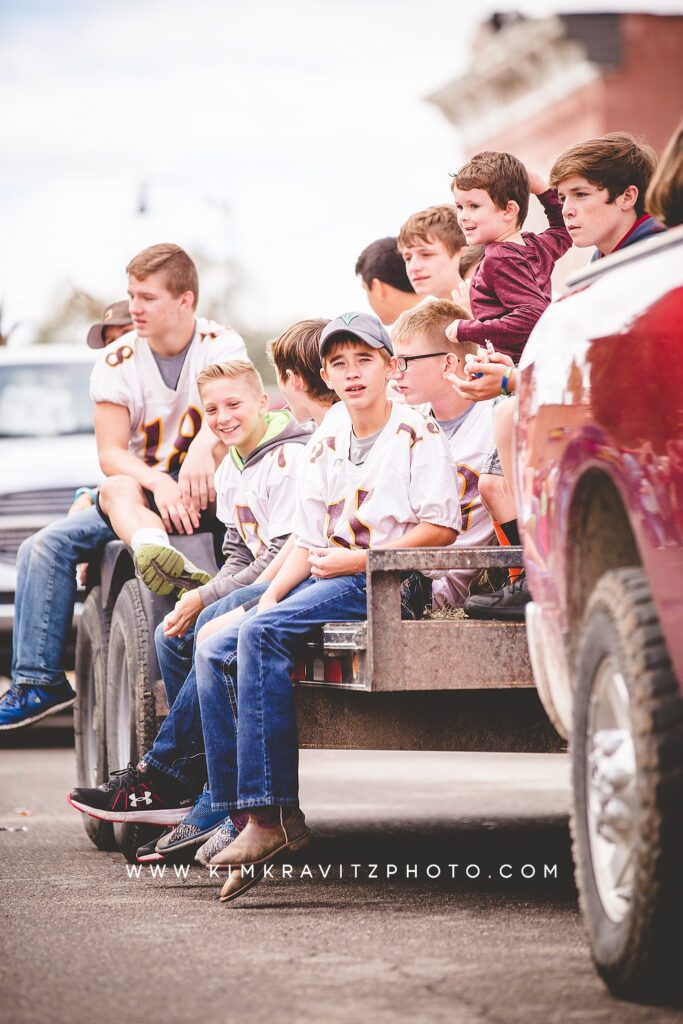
[501,370,514,396]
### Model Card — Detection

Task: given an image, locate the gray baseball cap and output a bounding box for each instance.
[319,312,393,357]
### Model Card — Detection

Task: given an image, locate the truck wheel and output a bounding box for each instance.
[106,579,163,863]
[572,567,683,1003]
[74,587,117,852]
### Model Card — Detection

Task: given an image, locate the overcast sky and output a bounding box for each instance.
[2,0,682,344]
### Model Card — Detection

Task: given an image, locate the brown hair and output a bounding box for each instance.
[646,121,683,228]
[267,319,337,405]
[550,132,657,217]
[459,244,485,279]
[126,244,199,309]
[196,360,263,396]
[391,299,477,358]
[398,205,465,256]
[452,151,530,227]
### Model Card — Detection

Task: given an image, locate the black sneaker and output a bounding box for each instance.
[463,572,531,623]
[68,763,194,825]
[136,829,199,865]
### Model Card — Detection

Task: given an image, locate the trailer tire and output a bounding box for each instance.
[105,579,162,863]
[74,587,117,852]
[572,567,683,1004]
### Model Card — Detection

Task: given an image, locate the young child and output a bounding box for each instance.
[194,312,462,902]
[390,299,496,605]
[446,153,572,362]
[67,321,338,862]
[398,205,466,299]
[549,131,664,257]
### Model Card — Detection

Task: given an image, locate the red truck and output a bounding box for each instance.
[516,223,683,1003]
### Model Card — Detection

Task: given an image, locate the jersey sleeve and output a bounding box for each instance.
[207,327,249,365]
[89,350,134,407]
[213,456,236,527]
[264,443,305,541]
[408,425,463,534]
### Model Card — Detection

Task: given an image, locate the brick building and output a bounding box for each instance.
[428,11,683,277]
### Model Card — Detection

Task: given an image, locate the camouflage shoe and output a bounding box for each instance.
[134,543,211,598]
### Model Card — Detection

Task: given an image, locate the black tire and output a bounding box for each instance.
[572,567,683,1003]
[105,579,162,863]
[74,587,117,852]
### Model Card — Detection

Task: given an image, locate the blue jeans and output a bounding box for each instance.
[12,506,115,688]
[195,574,368,811]
[144,581,270,787]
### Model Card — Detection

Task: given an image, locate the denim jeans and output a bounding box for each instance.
[195,574,369,811]
[12,506,115,688]
[143,581,270,787]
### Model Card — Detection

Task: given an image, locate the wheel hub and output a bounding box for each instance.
[586,659,638,923]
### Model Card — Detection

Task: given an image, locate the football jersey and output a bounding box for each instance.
[89,317,247,473]
[215,437,307,558]
[293,401,461,550]
[432,399,497,607]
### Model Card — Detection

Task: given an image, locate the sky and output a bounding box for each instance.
[1,0,682,344]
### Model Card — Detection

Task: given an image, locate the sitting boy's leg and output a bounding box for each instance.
[99,475,211,596]
[1,506,115,730]
[209,574,368,868]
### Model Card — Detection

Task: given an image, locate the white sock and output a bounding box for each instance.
[130,528,171,553]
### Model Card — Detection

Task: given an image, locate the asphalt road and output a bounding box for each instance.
[1,715,681,1024]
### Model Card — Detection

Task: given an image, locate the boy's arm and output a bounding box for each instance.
[454,255,550,361]
[532,179,572,260]
[308,521,458,579]
[196,527,255,605]
[178,416,221,513]
[257,544,312,611]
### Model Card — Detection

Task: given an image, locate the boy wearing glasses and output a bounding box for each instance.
[391,299,496,606]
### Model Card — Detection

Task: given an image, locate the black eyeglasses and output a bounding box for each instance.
[395,352,448,372]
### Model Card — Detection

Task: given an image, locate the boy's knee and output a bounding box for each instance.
[99,474,142,510]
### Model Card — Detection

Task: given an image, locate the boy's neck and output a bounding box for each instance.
[430,384,472,422]
[234,415,269,461]
[312,400,336,426]
[348,397,392,439]
[599,210,639,255]
[147,316,196,357]
[490,226,524,246]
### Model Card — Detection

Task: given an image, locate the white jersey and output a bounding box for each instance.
[89,317,247,473]
[215,441,306,557]
[294,402,461,551]
[432,399,496,608]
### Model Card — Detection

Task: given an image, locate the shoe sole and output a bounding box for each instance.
[156,823,223,854]
[209,827,311,869]
[0,696,76,731]
[67,795,189,826]
[135,546,211,597]
[136,850,166,863]
[219,867,266,904]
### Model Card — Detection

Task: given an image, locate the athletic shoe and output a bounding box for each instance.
[136,830,171,863]
[134,543,211,598]
[155,788,226,855]
[464,571,531,623]
[68,762,195,825]
[195,817,240,867]
[0,681,76,731]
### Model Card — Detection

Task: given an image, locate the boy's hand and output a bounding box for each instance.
[309,547,367,578]
[178,445,217,516]
[527,169,549,196]
[445,319,461,342]
[162,590,205,638]
[448,355,516,401]
[450,278,471,316]
[151,473,199,535]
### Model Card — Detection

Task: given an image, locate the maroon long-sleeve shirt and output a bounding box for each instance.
[457,189,572,362]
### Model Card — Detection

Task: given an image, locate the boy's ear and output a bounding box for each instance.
[443,351,460,378]
[320,365,335,391]
[286,368,303,391]
[386,356,398,378]
[617,185,638,212]
[505,199,520,224]
[178,290,195,311]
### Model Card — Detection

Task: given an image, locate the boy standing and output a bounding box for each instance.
[398,205,466,299]
[194,312,461,901]
[549,131,664,258]
[447,153,572,362]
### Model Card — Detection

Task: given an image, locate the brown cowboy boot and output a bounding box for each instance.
[210,806,310,868]
[219,865,266,904]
